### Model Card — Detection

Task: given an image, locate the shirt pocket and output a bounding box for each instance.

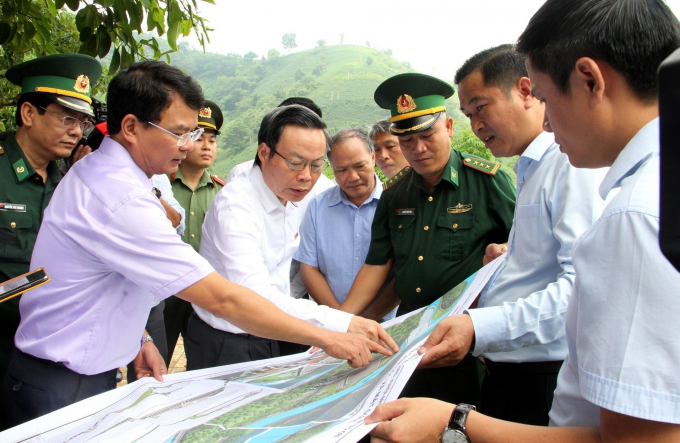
[514,204,542,264]
[389,215,416,260]
[0,210,34,261]
[435,212,475,262]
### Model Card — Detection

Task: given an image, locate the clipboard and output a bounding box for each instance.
[0,268,50,304]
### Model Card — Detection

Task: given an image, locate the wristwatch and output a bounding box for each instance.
[141,335,154,346]
[439,403,476,443]
[151,187,162,199]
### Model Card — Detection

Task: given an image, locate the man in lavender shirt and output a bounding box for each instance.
[0,61,397,428]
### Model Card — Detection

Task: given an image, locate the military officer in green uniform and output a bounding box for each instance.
[340,73,516,406]
[165,100,225,360]
[0,54,101,428]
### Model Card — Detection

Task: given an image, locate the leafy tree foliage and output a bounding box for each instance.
[294,69,305,81]
[317,40,326,47]
[267,48,280,59]
[366,56,373,66]
[0,0,214,76]
[282,33,297,51]
[451,123,494,161]
[243,51,257,62]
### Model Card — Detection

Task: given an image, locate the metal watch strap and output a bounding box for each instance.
[142,335,154,345]
[449,403,476,435]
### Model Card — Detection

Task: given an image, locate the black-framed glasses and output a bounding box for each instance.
[147,121,204,146]
[39,107,95,137]
[273,149,327,173]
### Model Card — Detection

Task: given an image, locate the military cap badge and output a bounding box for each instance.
[397,94,417,114]
[200,107,212,118]
[74,75,90,93]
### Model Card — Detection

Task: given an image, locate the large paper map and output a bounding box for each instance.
[2,258,503,443]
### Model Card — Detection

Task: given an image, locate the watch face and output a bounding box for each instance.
[440,429,469,443]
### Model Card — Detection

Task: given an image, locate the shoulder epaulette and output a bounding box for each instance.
[383,166,412,191]
[169,173,176,182]
[463,155,501,176]
[211,174,226,187]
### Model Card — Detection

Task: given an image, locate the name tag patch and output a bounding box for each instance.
[396,208,416,216]
[0,203,27,212]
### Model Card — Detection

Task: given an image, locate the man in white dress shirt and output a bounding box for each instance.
[187,105,394,370]
[365,1,680,442]
[412,44,606,426]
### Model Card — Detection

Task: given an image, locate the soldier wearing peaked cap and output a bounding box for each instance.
[340,73,516,406]
[0,54,101,424]
[165,100,225,360]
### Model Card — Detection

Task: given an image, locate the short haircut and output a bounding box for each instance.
[454,44,528,95]
[255,104,330,166]
[368,118,392,141]
[15,93,50,127]
[278,97,323,118]
[516,0,680,101]
[328,127,374,160]
[106,60,204,135]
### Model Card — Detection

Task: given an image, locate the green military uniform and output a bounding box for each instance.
[0,54,101,421]
[370,72,516,407]
[367,151,515,307]
[169,169,224,251]
[164,100,224,361]
[0,134,62,382]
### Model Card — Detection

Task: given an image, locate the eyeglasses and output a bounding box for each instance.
[146,121,204,146]
[273,149,327,173]
[39,107,95,137]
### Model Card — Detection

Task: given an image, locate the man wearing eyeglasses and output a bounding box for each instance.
[185,105,390,370]
[0,54,102,429]
[2,62,397,428]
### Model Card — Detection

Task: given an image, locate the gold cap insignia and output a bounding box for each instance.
[16,166,25,173]
[397,94,417,114]
[74,75,90,93]
[200,107,212,118]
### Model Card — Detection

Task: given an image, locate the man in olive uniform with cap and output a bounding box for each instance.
[340,73,516,405]
[165,100,225,361]
[0,54,101,427]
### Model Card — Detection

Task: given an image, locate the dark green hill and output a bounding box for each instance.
[170,44,466,176]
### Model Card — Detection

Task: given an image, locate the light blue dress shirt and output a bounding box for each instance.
[549,118,680,426]
[295,174,397,321]
[468,132,607,363]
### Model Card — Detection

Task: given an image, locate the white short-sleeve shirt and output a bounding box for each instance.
[549,118,680,426]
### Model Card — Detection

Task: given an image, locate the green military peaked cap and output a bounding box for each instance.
[374,73,454,135]
[197,100,223,135]
[6,54,102,117]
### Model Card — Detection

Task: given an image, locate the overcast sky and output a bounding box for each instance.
[185,0,680,81]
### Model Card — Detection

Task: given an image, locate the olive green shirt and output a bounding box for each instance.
[0,132,61,373]
[169,168,223,252]
[366,149,516,307]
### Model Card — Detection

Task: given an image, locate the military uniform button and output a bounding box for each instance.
[418,256,423,261]
[190,234,195,238]
[190,211,195,216]
[10,222,17,228]
[416,287,422,293]
[428,196,433,202]
[453,223,458,229]
[423,226,429,231]
[398,224,402,229]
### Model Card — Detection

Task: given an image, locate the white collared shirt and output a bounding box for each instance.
[469,132,607,363]
[549,118,680,426]
[195,165,352,334]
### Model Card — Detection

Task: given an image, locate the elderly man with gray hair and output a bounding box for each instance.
[295,128,399,322]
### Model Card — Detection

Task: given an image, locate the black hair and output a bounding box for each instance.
[517,0,680,101]
[454,44,528,96]
[277,97,323,118]
[15,93,50,127]
[255,104,329,166]
[106,60,204,134]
